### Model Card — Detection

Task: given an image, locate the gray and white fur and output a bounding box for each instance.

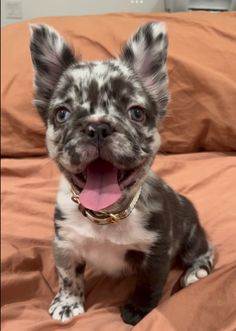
[30,22,214,325]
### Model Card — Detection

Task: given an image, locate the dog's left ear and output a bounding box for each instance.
[120,22,169,117]
[30,24,76,122]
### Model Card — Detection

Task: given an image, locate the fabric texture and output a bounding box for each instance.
[1,12,236,157]
[2,154,236,331]
[2,11,236,331]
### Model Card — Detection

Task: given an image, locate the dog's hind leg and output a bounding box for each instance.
[178,197,214,287]
[180,223,214,287]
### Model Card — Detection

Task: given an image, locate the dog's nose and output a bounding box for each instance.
[85,123,113,143]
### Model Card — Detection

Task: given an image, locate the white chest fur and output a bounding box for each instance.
[56,177,158,276]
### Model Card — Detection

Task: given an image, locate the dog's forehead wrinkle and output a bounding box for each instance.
[111,59,133,77]
[50,92,75,111]
[51,60,149,117]
[51,76,74,104]
[71,59,132,85]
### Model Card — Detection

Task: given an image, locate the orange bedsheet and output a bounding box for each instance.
[2,153,236,331]
[2,12,236,157]
[2,11,236,331]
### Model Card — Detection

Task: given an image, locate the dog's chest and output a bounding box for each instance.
[74,236,132,275]
[65,210,156,275]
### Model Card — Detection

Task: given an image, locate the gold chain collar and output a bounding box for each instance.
[71,187,141,225]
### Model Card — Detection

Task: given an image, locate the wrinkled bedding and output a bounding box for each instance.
[2,11,236,331]
[2,12,236,157]
[2,153,236,331]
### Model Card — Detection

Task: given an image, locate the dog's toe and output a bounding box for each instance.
[181,266,209,287]
[49,294,85,322]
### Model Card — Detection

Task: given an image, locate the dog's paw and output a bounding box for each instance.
[120,304,150,325]
[181,266,209,287]
[49,292,85,322]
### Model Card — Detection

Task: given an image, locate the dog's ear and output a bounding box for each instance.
[30,24,76,122]
[120,22,169,117]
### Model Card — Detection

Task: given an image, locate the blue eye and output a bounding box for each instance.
[128,106,146,123]
[55,108,71,123]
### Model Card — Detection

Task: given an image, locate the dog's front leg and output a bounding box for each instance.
[120,251,170,325]
[49,239,85,322]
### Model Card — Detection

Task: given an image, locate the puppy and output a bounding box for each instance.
[30,22,214,325]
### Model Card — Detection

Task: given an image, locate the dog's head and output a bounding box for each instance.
[30,23,168,212]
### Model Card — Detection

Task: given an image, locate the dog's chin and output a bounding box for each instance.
[62,157,148,212]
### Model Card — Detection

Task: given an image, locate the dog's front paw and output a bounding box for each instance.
[120,304,151,325]
[49,292,85,322]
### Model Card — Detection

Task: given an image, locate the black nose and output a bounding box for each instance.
[85,123,113,143]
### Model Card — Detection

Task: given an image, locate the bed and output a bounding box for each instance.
[2,11,236,331]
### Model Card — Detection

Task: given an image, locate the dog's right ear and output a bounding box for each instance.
[30,24,76,122]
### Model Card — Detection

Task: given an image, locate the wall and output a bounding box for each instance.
[1,0,165,26]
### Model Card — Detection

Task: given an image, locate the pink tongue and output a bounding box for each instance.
[79,159,122,211]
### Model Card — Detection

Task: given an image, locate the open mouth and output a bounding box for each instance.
[70,158,140,211]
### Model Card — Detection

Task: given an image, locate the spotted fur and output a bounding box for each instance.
[30,22,214,325]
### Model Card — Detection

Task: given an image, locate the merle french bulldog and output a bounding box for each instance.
[30,22,214,325]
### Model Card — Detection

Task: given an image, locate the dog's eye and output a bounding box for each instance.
[55,108,71,123]
[128,106,146,123]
